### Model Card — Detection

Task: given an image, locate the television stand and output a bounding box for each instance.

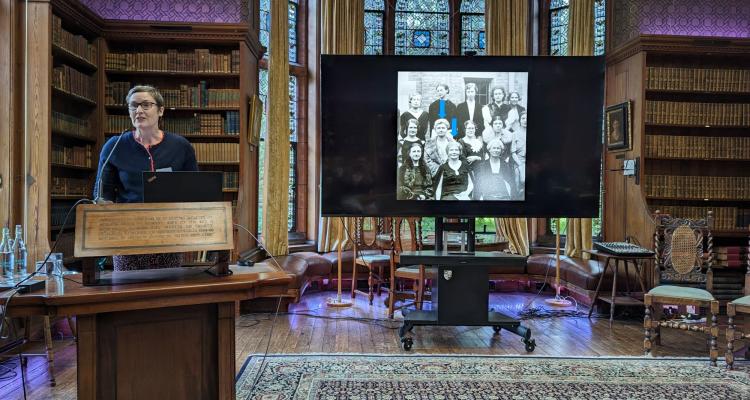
[397,250,535,352]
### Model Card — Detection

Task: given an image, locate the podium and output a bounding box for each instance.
[0,202,290,399]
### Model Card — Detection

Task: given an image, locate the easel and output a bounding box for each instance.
[327,217,353,307]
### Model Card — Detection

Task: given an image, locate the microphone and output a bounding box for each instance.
[93,132,125,204]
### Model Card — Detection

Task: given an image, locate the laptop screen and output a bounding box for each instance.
[142,171,224,203]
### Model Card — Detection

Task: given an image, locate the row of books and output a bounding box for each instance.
[52,111,91,138]
[51,177,89,197]
[223,171,239,190]
[51,204,77,227]
[644,175,750,200]
[53,65,96,102]
[52,15,97,65]
[644,135,750,160]
[714,246,748,269]
[51,144,93,168]
[652,206,741,230]
[105,112,240,136]
[646,66,750,93]
[193,143,239,163]
[645,101,750,127]
[105,49,240,74]
[105,81,239,108]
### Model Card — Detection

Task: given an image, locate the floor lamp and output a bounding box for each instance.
[544,218,573,307]
[327,217,353,308]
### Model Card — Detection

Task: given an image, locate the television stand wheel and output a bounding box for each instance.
[492,326,502,333]
[524,338,536,353]
[401,337,413,351]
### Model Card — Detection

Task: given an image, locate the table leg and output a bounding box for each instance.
[623,260,632,295]
[632,262,647,295]
[588,257,610,318]
[610,259,619,327]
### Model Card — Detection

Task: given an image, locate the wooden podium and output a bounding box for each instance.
[0,202,290,399]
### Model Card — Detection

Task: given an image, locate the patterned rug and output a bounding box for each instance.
[235,354,750,399]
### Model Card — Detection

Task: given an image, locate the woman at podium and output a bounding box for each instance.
[93,85,198,271]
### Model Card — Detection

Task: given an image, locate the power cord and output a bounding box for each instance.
[233,223,284,399]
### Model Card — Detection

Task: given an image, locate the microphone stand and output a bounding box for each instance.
[544,218,573,307]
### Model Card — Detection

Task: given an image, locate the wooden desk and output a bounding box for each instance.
[0,268,289,400]
[584,249,650,326]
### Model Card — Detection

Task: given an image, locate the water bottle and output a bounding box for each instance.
[0,227,14,279]
[13,225,28,277]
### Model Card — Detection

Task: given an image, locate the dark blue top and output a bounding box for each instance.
[93,131,198,203]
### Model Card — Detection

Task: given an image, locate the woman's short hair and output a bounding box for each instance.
[491,115,505,127]
[509,91,522,101]
[436,83,450,93]
[465,83,477,93]
[487,137,504,151]
[408,92,422,103]
[464,120,477,129]
[490,86,506,100]
[434,118,450,129]
[407,118,419,128]
[446,141,462,152]
[126,85,165,108]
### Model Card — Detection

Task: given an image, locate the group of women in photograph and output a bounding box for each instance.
[397,82,527,201]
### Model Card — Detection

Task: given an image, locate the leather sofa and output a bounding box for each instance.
[243,250,646,310]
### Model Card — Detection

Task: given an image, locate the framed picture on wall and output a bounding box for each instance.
[605,101,631,151]
[248,94,263,146]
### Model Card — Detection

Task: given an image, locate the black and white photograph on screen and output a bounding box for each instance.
[396,71,528,201]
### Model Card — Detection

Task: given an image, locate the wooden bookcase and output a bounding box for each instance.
[38,0,261,262]
[49,1,103,260]
[100,21,258,259]
[604,35,750,303]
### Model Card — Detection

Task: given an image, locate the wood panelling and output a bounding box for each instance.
[603,51,655,251]
[0,0,14,227]
[24,0,52,263]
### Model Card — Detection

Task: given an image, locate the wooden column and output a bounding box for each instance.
[0,0,14,227]
[24,0,52,263]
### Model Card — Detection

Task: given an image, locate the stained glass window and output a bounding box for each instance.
[594,0,606,56]
[460,0,485,55]
[364,0,385,55]
[259,0,298,63]
[550,0,569,56]
[394,0,450,56]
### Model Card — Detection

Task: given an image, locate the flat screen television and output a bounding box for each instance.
[321,55,604,218]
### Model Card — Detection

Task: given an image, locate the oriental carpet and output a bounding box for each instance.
[235,354,750,399]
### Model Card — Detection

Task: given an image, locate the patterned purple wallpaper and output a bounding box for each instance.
[613,0,750,48]
[78,0,249,23]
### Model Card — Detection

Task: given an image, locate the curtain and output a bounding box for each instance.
[317,217,357,253]
[486,0,529,56]
[321,0,364,55]
[261,0,291,256]
[317,0,363,252]
[487,0,530,256]
[564,0,595,260]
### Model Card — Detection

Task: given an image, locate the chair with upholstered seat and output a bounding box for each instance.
[644,210,719,366]
[387,217,430,319]
[351,217,393,305]
[725,227,750,369]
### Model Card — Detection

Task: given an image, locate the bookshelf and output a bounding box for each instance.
[49,4,102,252]
[102,23,256,257]
[604,35,750,304]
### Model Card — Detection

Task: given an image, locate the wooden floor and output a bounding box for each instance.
[1,288,746,399]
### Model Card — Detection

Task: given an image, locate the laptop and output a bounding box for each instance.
[142,171,224,203]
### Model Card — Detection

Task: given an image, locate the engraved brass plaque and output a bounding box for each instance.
[74,202,234,257]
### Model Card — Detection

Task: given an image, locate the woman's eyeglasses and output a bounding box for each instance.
[128,101,157,111]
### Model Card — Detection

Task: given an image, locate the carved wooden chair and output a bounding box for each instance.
[351,217,393,305]
[644,210,719,366]
[726,227,750,369]
[387,217,430,319]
